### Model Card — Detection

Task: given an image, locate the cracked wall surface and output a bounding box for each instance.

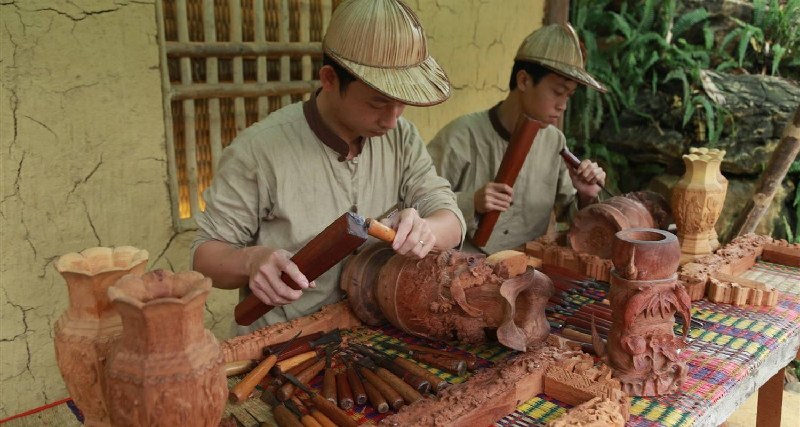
[0,0,544,417]
[405,0,545,140]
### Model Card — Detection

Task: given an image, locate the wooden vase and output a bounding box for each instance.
[105,270,227,426]
[672,152,727,263]
[689,147,728,250]
[568,191,670,259]
[53,246,149,427]
[342,245,553,351]
[607,229,691,396]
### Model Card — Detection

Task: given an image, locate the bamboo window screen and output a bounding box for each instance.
[157,0,342,230]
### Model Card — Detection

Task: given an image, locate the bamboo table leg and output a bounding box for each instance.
[756,367,784,427]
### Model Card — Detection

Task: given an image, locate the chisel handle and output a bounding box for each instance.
[309,409,338,427]
[346,366,367,405]
[362,377,389,413]
[322,367,337,404]
[277,359,325,401]
[375,367,423,404]
[392,356,448,393]
[271,404,304,427]
[413,352,466,376]
[230,354,278,403]
[336,371,354,410]
[309,394,359,427]
[360,367,404,410]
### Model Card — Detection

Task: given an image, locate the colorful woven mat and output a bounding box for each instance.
[6,261,796,427]
[503,260,800,427]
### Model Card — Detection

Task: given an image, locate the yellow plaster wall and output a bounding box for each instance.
[405,0,545,141]
[0,0,544,416]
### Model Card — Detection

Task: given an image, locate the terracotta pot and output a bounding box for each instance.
[568,193,664,259]
[105,270,226,427]
[345,247,553,351]
[53,246,149,427]
[611,228,680,281]
[671,152,727,263]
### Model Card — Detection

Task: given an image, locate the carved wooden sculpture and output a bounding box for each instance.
[473,114,544,247]
[677,234,788,305]
[105,270,227,426]
[604,229,691,396]
[342,245,553,351]
[568,191,671,259]
[672,151,727,263]
[53,246,149,427]
[546,397,625,427]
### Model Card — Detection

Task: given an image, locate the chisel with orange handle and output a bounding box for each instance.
[229,330,302,403]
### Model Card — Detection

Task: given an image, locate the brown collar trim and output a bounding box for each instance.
[303,90,364,162]
[488,102,511,142]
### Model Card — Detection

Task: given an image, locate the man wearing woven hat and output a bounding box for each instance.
[191,0,465,333]
[428,24,608,254]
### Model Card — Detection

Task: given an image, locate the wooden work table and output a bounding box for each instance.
[213,258,799,427]
[4,250,797,426]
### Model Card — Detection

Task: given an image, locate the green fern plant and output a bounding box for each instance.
[567,0,727,145]
[717,0,800,75]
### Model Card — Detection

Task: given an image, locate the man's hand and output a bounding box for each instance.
[568,159,606,203]
[246,248,315,306]
[474,182,514,214]
[381,208,435,259]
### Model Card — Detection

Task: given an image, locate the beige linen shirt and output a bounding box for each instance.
[193,94,465,334]
[428,103,575,254]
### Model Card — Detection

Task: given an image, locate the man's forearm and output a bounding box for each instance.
[425,209,464,249]
[193,240,270,290]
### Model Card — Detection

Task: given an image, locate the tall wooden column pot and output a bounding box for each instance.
[53,246,149,427]
[105,270,227,426]
[689,147,728,250]
[607,229,691,396]
[672,152,727,263]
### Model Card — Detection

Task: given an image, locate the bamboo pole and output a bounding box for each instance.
[230,0,247,132]
[279,0,291,106]
[165,42,323,58]
[255,0,269,119]
[322,0,331,35]
[155,0,184,227]
[300,0,311,101]
[732,106,800,238]
[544,0,570,25]
[171,80,320,100]
[203,0,222,173]
[176,0,200,219]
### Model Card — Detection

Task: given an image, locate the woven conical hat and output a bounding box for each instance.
[323,0,450,106]
[515,24,607,93]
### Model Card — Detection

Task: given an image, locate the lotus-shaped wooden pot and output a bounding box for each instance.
[105,270,226,427]
[53,246,149,427]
